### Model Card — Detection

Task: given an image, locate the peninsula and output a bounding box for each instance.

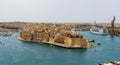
[18,23,93,48]
[0,22,120,48]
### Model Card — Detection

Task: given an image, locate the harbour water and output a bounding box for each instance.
[0,32,120,65]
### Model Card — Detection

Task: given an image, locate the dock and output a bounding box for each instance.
[42,42,89,49]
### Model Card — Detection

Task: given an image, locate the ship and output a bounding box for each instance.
[90,26,108,35]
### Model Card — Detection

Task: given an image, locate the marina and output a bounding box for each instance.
[0,32,13,36]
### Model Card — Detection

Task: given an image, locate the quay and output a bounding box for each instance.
[43,42,91,48]
[18,37,93,49]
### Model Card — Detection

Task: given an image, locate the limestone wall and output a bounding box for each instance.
[20,31,33,41]
[64,37,91,47]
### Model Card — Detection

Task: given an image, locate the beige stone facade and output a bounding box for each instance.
[20,30,33,41]
[64,37,91,47]
[19,23,92,48]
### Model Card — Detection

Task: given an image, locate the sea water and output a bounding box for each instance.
[0,32,120,65]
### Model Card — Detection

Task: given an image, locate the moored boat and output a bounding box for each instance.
[90,26,108,35]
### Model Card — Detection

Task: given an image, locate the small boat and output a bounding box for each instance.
[97,42,101,45]
[88,40,95,42]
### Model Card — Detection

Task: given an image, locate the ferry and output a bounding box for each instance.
[90,26,108,35]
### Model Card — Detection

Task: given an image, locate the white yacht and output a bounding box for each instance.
[90,26,108,35]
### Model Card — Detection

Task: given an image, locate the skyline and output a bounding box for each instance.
[0,0,120,23]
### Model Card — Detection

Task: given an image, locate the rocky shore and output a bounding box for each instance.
[99,61,120,65]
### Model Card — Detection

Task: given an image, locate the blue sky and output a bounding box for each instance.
[0,0,120,23]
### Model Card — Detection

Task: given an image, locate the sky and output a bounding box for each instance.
[0,0,120,23]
